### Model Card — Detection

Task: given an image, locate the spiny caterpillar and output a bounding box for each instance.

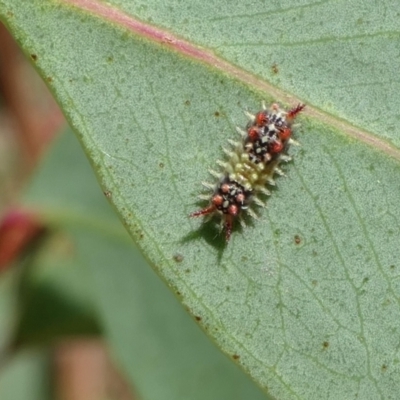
[190,102,305,242]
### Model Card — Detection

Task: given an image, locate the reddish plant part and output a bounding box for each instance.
[0,208,46,271]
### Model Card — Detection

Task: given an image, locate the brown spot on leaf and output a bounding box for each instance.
[30,54,38,61]
[173,253,184,263]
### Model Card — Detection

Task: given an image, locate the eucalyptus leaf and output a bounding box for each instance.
[25,131,270,400]
[2,0,400,399]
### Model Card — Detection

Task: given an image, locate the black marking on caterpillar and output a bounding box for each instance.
[190,102,305,242]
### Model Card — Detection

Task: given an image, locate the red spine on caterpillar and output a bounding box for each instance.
[190,102,305,242]
[287,103,306,120]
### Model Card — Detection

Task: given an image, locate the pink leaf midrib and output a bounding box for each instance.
[64,0,400,161]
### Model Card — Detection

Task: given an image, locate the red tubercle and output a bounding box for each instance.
[255,111,268,127]
[221,184,230,194]
[228,204,238,216]
[212,195,223,206]
[236,193,245,204]
[247,127,260,141]
[279,127,292,141]
[270,140,284,154]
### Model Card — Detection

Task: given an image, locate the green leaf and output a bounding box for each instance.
[0,269,19,361]
[14,233,101,346]
[25,130,269,400]
[2,0,400,399]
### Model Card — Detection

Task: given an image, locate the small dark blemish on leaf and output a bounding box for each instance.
[382,298,391,306]
[107,56,114,62]
[176,291,181,296]
[30,54,38,62]
[271,63,279,74]
[159,162,164,168]
[322,341,329,349]
[47,76,53,83]
[103,190,112,199]
[195,316,202,321]
[214,111,220,117]
[185,100,191,106]
[173,253,184,263]
[294,235,301,244]
[232,354,240,360]
[381,364,388,373]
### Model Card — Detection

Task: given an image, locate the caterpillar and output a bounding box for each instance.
[190,102,305,242]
